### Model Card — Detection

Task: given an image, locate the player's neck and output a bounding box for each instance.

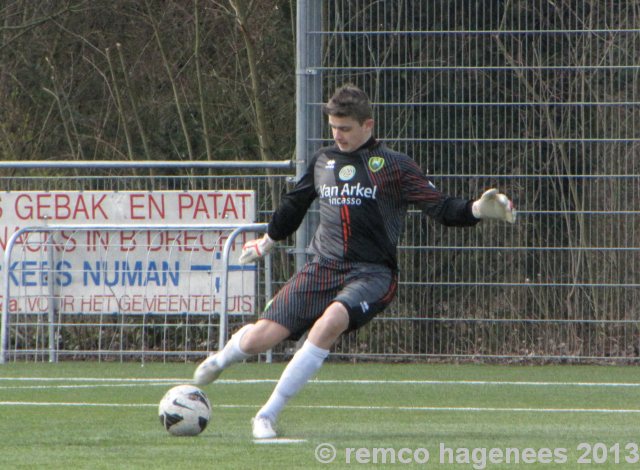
[343,136,377,154]
[358,135,377,151]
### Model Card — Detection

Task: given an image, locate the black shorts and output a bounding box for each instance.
[261,255,398,341]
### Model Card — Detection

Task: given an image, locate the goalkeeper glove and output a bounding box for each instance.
[472,188,516,224]
[239,233,276,264]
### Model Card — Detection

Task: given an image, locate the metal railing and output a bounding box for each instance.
[0,223,269,363]
[0,161,292,363]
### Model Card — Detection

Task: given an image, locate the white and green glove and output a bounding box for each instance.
[239,233,276,264]
[472,188,516,224]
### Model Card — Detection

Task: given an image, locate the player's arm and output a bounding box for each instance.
[403,158,516,226]
[419,196,480,227]
[239,159,318,265]
[420,189,516,226]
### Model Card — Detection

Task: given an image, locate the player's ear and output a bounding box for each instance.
[363,118,374,132]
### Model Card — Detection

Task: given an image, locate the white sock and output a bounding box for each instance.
[256,340,329,422]
[216,324,253,368]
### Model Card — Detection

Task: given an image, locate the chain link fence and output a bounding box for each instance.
[2,1,640,363]
[309,1,640,362]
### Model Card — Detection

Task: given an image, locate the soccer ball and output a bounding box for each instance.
[158,384,211,436]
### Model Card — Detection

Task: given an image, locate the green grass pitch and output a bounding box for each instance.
[1,361,639,469]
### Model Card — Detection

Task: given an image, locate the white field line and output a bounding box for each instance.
[0,383,181,390]
[1,377,640,387]
[1,377,639,414]
[0,401,639,414]
[0,377,183,382]
[253,438,307,444]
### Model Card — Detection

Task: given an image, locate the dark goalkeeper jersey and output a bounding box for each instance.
[267,138,479,270]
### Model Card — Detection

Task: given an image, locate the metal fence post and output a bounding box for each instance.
[219,224,268,348]
[295,0,323,271]
[46,229,58,363]
[1,227,31,364]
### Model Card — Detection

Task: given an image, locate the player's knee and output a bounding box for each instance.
[314,306,350,338]
[239,339,264,356]
[239,321,289,355]
[238,331,266,355]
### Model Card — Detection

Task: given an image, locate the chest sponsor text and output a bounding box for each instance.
[318,183,378,206]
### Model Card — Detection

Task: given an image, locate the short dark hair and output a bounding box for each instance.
[322,84,372,124]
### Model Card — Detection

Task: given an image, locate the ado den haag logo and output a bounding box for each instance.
[368,156,385,173]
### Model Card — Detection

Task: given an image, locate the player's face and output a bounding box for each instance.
[328,115,374,153]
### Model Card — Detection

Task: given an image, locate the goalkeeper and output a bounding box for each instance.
[194,84,516,439]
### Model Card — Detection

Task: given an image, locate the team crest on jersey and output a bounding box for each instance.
[338,165,356,181]
[368,156,385,173]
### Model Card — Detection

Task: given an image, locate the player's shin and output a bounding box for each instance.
[255,340,329,423]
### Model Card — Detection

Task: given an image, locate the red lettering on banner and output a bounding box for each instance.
[27,296,48,313]
[221,195,238,219]
[14,194,110,221]
[49,293,256,315]
[129,194,145,220]
[164,231,180,248]
[120,231,136,251]
[0,226,20,250]
[0,297,19,313]
[35,194,51,219]
[143,230,223,252]
[177,193,251,221]
[86,231,110,252]
[147,231,162,252]
[14,194,31,219]
[0,227,77,252]
[71,195,89,219]
[199,232,217,252]
[60,295,75,311]
[54,194,71,219]
[149,194,165,219]
[236,193,251,219]
[178,194,193,219]
[130,194,165,220]
[92,194,109,219]
[192,195,210,219]
[183,231,198,251]
[57,231,77,252]
[79,295,114,312]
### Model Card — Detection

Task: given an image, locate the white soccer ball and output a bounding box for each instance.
[158,384,211,436]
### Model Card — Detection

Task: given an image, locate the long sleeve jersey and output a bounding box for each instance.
[267,139,479,270]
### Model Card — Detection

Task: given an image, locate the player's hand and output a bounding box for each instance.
[472,188,516,224]
[239,234,276,264]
